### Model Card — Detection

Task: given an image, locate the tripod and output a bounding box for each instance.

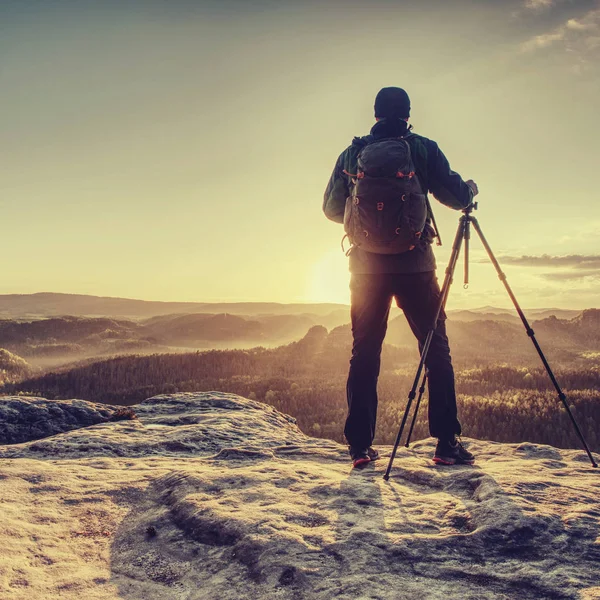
[383,203,598,480]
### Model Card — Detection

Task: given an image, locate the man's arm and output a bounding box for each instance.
[323,151,350,224]
[426,141,475,210]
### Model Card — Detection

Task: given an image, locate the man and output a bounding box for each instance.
[323,87,478,468]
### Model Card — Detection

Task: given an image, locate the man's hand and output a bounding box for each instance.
[466,179,479,197]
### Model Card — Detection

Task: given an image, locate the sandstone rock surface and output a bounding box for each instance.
[0,392,598,600]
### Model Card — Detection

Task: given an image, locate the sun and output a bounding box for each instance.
[306,250,351,304]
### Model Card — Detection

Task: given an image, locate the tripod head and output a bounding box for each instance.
[462,201,478,215]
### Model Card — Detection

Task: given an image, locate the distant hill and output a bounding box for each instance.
[445,308,582,322]
[526,308,583,320]
[0,291,597,376]
[0,312,337,367]
[0,292,347,319]
[0,316,155,366]
[10,311,600,406]
[142,313,319,347]
[0,292,588,324]
[445,310,520,323]
[2,306,599,372]
[381,309,600,366]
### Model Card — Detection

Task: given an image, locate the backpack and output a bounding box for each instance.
[342,137,428,255]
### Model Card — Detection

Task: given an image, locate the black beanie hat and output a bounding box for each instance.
[374,87,411,119]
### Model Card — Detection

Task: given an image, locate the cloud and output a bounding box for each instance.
[519,2,600,67]
[521,30,566,50]
[540,270,600,280]
[493,253,600,284]
[495,254,600,268]
[566,17,597,29]
[524,0,556,10]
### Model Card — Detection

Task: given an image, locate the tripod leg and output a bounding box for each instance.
[471,217,598,468]
[405,372,427,447]
[384,216,467,480]
[464,218,470,287]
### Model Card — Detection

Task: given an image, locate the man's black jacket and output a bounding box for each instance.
[323,118,473,274]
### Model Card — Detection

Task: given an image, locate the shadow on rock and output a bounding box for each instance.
[109,440,600,600]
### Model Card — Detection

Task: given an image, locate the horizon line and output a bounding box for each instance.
[0,291,597,313]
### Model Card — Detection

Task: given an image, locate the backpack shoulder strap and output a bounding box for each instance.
[351,134,374,148]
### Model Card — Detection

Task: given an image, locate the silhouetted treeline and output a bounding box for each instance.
[3,328,598,452]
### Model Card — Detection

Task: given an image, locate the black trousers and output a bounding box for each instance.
[344,270,461,449]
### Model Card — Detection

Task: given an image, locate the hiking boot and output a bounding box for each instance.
[349,447,371,468]
[367,447,380,461]
[433,437,475,465]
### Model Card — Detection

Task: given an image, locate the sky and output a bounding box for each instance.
[1,0,599,309]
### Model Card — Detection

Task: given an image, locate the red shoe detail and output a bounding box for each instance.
[353,456,371,468]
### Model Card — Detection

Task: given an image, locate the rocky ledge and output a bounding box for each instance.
[0,392,598,600]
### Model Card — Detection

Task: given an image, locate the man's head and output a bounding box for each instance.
[374,87,411,120]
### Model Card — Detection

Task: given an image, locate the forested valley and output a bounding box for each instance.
[3,321,599,453]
